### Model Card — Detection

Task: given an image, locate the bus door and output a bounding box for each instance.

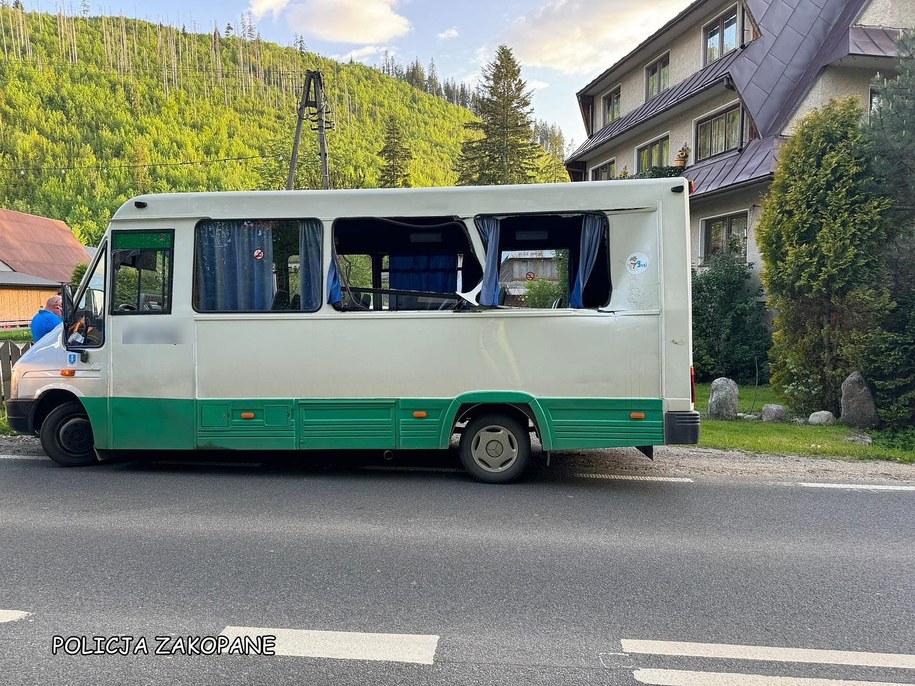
[107,230,195,450]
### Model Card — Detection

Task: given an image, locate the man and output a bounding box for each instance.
[30,295,63,342]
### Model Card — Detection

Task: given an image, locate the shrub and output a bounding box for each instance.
[522,278,562,308]
[691,252,770,383]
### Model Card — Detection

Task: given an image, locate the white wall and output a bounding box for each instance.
[689,185,768,279]
[858,0,915,27]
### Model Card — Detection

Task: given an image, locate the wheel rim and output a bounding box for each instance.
[469,425,519,473]
[58,416,93,456]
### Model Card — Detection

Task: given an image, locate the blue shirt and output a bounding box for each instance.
[30,309,62,342]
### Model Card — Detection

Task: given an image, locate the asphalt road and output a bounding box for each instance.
[1,451,913,685]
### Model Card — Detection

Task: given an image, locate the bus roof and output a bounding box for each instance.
[111,179,687,224]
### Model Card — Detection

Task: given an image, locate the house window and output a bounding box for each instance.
[602,87,621,125]
[869,87,881,114]
[646,54,670,99]
[591,160,615,180]
[696,106,742,160]
[705,7,739,64]
[637,136,669,172]
[703,212,748,261]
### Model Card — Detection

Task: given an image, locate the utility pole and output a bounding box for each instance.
[287,70,333,190]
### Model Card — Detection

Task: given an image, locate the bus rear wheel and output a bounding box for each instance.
[459,414,530,483]
[40,401,97,467]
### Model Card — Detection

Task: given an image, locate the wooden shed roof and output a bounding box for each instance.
[0,209,87,283]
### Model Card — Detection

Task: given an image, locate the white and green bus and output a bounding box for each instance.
[8,179,699,482]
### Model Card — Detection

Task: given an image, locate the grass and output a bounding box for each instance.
[694,382,914,463]
[0,328,32,342]
[0,410,12,436]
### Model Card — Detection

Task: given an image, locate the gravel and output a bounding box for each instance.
[2,434,912,483]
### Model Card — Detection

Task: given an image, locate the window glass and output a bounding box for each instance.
[703,212,748,261]
[696,106,742,161]
[194,219,322,312]
[68,244,106,347]
[111,231,173,314]
[646,55,669,99]
[603,88,621,125]
[591,160,615,180]
[705,8,739,64]
[637,137,669,172]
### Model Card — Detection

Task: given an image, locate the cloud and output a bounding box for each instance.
[333,45,387,62]
[249,0,292,19]
[502,0,693,75]
[437,27,459,40]
[285,0,411,44]
[527,79,549,91]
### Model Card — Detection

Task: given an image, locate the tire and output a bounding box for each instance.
[459,413,531,483]
[39,401,98,467]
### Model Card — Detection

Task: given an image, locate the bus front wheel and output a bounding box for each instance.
[40,401,97,467]
[459,414,530,483]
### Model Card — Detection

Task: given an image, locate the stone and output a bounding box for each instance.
[808,410,836,426]
[761,404,788,422]
[845,433,873,446]
[708,377,739,420]
[840,371,879,429]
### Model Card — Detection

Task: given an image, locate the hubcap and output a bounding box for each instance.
[58,417,93,456]
[470,425,518,472]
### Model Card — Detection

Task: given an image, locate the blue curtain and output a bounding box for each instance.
[196,221,274,311]
[569,214,607,308]
[389,255,458,293]
[475,216,501,306]
[300,219,322,310]
[326,250,342,305]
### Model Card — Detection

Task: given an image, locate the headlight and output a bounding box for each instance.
[10,368,20,399]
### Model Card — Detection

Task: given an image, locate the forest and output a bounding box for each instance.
[0,6,568,246]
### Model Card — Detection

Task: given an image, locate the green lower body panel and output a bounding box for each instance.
[88,396,666,452]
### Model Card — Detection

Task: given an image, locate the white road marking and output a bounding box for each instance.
[621,640,915,669]
[220,627,439,664]
[799,482,915,492]
[572,473,693,482]
[632,668,914,686]
[0,609,31,623]
[0,454,45,461]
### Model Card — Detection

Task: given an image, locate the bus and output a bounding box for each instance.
[7,179,699,483]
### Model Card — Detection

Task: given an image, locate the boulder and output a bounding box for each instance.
[761,404,788,422]
[808,410,836,426]
[840,372,879,429]
[708,377,739,420]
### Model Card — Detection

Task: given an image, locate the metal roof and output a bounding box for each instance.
[688,135,782,197]
[569,0,884,169]
[848,26,903,57]
[568,50,740,163]
[0,209,87,283]
[0,271,62,287]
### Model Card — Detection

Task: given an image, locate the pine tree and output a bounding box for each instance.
[456,45,540,186]
[862,31,915,425]
[757,98,893,415]
[378,115,412,188]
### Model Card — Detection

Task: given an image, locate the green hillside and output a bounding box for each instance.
[0,8,498,245]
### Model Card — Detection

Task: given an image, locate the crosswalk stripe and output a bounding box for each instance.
[621,640,915,669]
[632,668,914,686]
[0,610,31,623]
[799,483,915,492]
[220,627,439,664]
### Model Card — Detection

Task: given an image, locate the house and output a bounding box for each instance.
[0,208,89,326]
[499,250,561,305]
[565,0,913,275]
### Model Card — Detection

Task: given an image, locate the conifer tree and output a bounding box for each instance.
[862,31,915,424]
[757,98,892,415]
[378,115,412,188]
[456,45,540,186]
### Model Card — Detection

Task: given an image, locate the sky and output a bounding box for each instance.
[26,0,693,150]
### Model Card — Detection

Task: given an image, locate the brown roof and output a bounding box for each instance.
[0,209,88,283]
